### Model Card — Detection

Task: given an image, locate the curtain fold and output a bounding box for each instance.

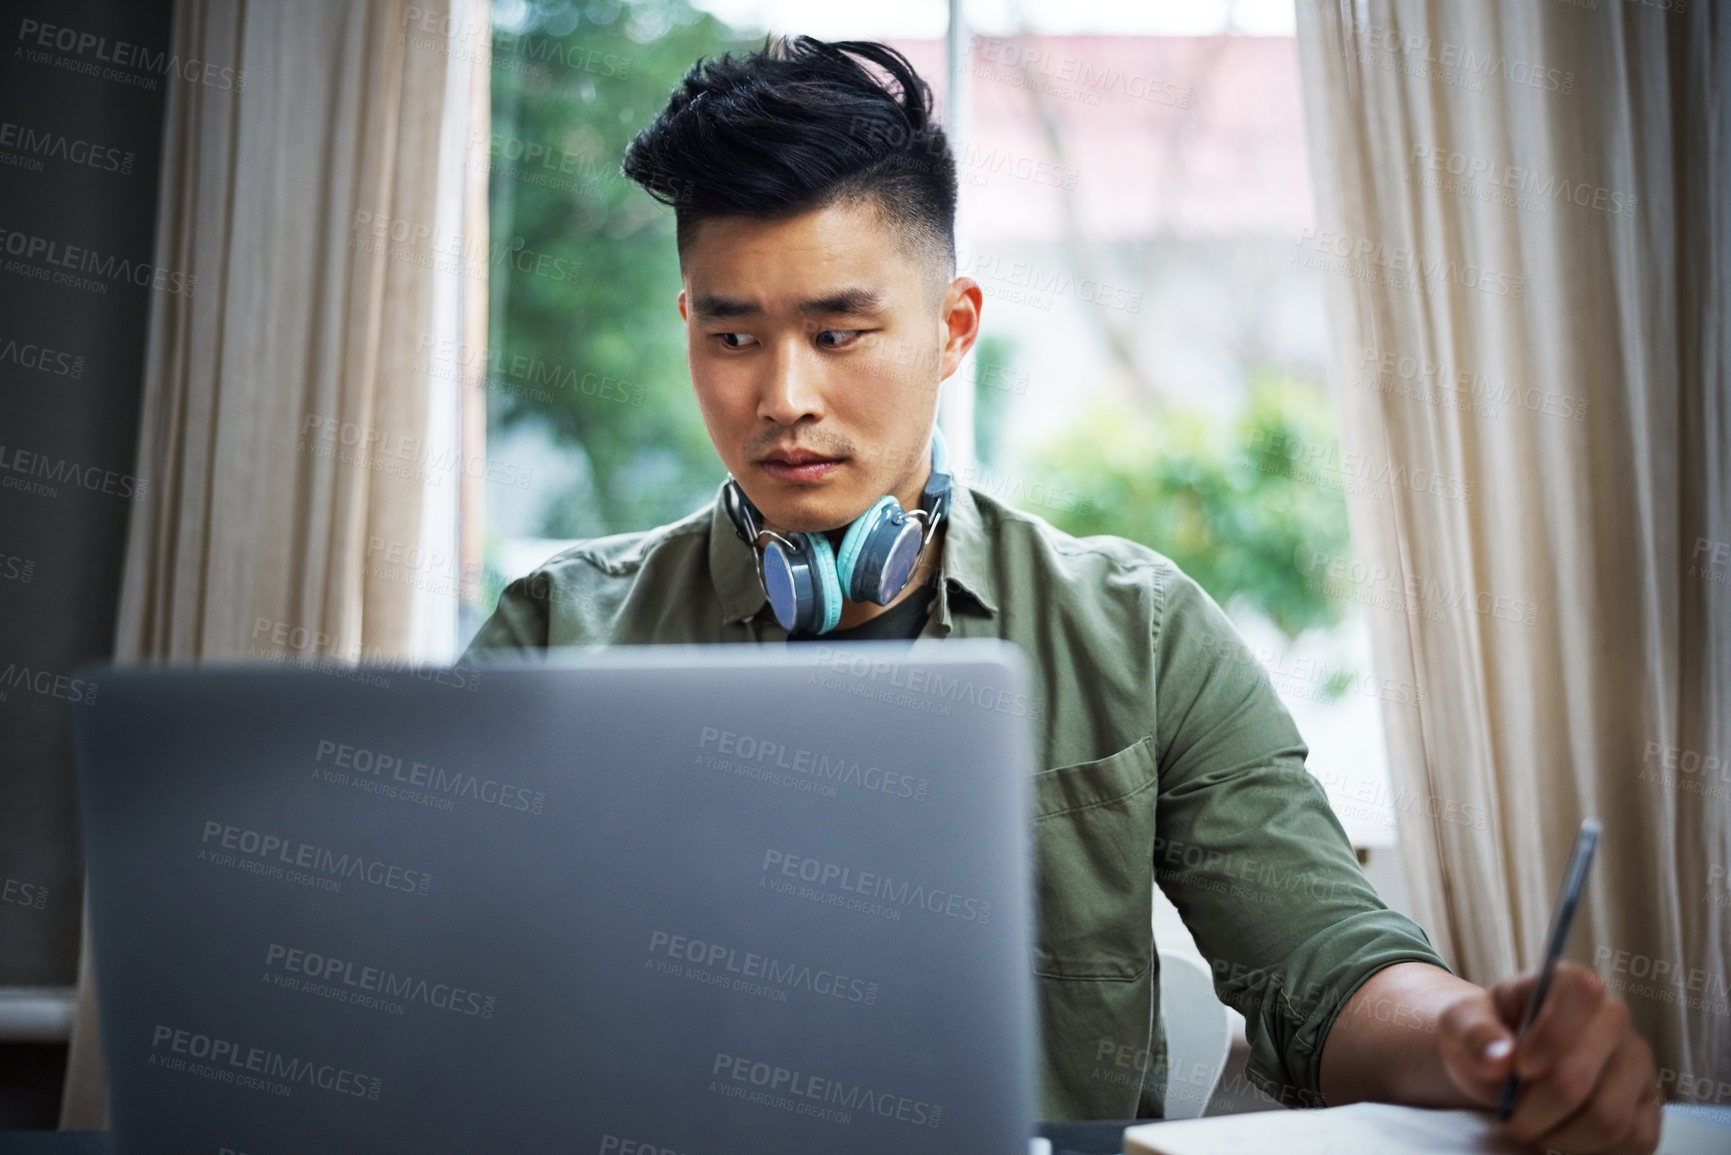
[60,0,486,1126]
[1295,0,1729,1093]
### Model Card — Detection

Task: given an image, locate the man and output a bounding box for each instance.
[463,35,1660,1153]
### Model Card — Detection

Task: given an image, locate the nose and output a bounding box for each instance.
[756,335,827,426]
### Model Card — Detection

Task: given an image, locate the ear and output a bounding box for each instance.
[677,288,688,323]
[938,276,983,382]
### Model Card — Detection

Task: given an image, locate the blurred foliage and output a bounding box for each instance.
[970,333,1017,466]
[1026,372,1352,639]
[487,0,758,535]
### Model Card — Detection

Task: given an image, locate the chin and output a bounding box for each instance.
[765,502,850,536]
[751,490,859,535]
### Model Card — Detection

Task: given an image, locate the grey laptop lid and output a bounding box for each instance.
[71,641,1038,1154]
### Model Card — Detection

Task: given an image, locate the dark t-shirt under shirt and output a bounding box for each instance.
[786,581,936,643]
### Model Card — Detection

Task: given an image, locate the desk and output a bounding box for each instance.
[0,1124,1142,1155]
[7,1108,1730,1154]
[0,1124,1136,1155]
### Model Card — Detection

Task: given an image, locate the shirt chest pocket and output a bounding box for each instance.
[1031,736,1161,980]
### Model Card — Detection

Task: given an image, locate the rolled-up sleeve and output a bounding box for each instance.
[1151,566,1449,1105]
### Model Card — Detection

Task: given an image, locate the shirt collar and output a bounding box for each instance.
[932,479,999,618]
[706,477,1000,628]
[708,479,769,626]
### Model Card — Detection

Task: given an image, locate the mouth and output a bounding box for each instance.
[756,448,846,483]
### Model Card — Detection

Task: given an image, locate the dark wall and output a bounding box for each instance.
[0,0,173,1000]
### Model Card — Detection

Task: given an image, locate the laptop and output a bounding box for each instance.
[70,641,1039,1154]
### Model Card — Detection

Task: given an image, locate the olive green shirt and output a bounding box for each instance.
[461,479,1448,1119]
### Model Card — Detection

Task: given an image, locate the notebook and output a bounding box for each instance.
[1123,1102,1728,1155]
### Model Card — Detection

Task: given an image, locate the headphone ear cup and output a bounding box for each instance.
[760,534,811,633]
[803,532,844,634]
[835,496,900,602]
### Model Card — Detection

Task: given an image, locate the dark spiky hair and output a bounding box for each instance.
[620,35,957,283]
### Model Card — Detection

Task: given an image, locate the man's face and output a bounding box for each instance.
[677,198,980,535]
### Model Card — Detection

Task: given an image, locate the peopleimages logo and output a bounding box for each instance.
[1707,865,1731,911]
[1351,21,1574,94]
[1295,543,1540,628]
[1293,227,1526,300]
[311,739,545,815]
[14,19,246,93]
[300,414,533,491]
[598,1136,687,1155]
[1409,145,1637,217]
[1248,428,1477,504]
[956,249,1142,313]
[811,645,1037,720]
[0,443,147,502]
[0,119,135,175]
[696,726,928,802]
[199,821,432,896]
[646,929,881,1006]
[0,227,196,296]
[415,333,646,407]
[970,36,1192,109]
[760,849,992,924]
[264,942,496,1019]
[1358,345,1588,423]
[0,663,98,704]
[1593,945,1731,1016]
[148,1025,381,1100]
[2,875,48,911]
[710,1052,943,1129]
[0,334,85,378]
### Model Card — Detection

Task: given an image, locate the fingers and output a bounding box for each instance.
[1489,963,1663,1155]
[1500,984,1625,1145]
[1628,1080,1665,1155]
[1437,989,1516,1106]
[1540,1035,1662,1155]
[1509,964,1608,1081]
[1492,967,1535,1026]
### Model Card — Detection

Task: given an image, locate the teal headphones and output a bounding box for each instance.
[723,427,953,636]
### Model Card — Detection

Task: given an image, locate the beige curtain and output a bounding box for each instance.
[1295,0,1728,1095]
[60,0,488,1126]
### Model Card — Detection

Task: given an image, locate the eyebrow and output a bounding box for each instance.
[691,287,885,321]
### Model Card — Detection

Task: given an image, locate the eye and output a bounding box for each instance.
[714,332,756,349]
[816,329,864,349]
